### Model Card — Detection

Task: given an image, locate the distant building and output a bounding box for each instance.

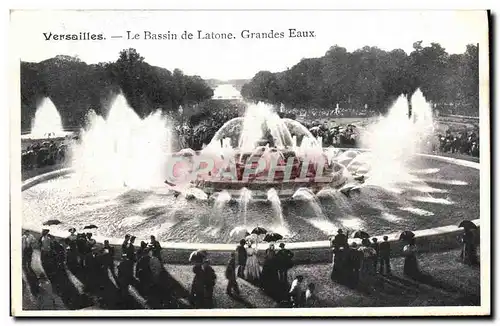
[212,84,242,100]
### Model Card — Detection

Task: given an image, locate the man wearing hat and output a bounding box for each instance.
[126,236,136,261]
[235,239,247,279]
[39,229,53,265]
[67,228,77,242]
[148,235,162,261]
[122,234,130,254]
[276,243,294,284]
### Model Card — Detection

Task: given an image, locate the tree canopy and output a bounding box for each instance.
[241,42,479,116]
[21,48,214,130]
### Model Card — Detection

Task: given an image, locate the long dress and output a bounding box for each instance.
[244,247,261,282]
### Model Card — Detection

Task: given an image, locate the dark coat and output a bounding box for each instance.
[276,248,294,270]
[379,241,391,257]
[225,258,236,280]
[235,245,247,266]
[202,265,217,289]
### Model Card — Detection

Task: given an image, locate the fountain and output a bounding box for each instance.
[70,94,173,189]
[168,102,348,200]
[21,89,477,243]
[23,97,70,140]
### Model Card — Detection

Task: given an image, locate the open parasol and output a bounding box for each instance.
[458,220,478,230]
[263,232,283,243]
[352,230,370,239]
[399,230,415,241]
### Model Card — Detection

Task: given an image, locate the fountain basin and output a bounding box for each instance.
[22,151,480,246]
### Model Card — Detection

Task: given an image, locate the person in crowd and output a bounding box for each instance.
[52,240,67,271]
[75,233,89,268]
[460,228,478,265]
[304,283,317,307]
[39,229,56,276]
[86,233,96,250]
[348,242,363,288]
[360,238,377,275]
[22,230,36,270]
[126,236,136,261]
[331,229,349,281]
[148,235,162,261]
[64,237,79,271]
[288,275,305,307]
[225,252,240,297]
[235,239,247,278]
[136,241,148,260]
[403,238,419,278]
[83,247,99,291]
[148,248,162,287]
[135,248,153,292]
[201,259,217,308]
[100,240,115,277]
[371,237,380,272]
[190,264,205,308]
[358,239,377,288]
[276,243,294,284]
[244,241,261,283]
[261,243,279,295]
[379,236,391,275]
[117,254,134,297]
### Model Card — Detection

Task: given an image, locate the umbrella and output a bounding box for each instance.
[42,219,62,226]
[83,224,98,230]
[399,231,415,241]
[352,230,370,239]
[251,227,268,236]
[459,220,478,230]
[263,232,283,243]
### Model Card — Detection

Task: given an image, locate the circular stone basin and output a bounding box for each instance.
[22,153,479,244]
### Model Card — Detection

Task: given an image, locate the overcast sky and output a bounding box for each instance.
[11,10,487,80]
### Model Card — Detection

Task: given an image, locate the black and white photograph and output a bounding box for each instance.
[10,9,490,317]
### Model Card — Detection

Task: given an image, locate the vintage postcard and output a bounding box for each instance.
[10,9,490,317]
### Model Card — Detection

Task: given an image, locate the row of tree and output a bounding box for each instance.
[240,42,479,116]
[21,48,214,130]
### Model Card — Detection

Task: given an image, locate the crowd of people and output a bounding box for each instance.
[22,228,185,309]
[330,230,393,289]
[434,129,480,157]
[290,106,372,120]
[303,122,360,148]
[21,137,72,171]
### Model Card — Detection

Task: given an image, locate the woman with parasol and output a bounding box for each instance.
[244,239,261,284]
